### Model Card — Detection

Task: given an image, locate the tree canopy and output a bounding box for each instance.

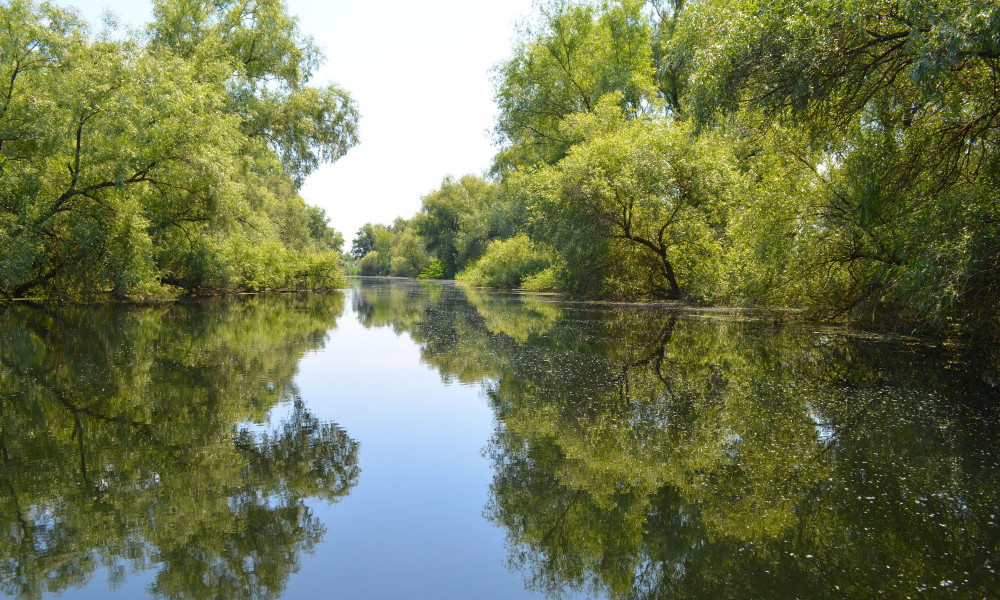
[0,0,358,300]
[349,0,998,342]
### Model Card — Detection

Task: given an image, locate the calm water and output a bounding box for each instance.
[0,279,997,599]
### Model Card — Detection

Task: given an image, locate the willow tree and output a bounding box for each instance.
[0,0,358,300]
[680,0,1000,335]
[148,0,358,187]
[412,175,513,278]
[525,96,735,299]
[0,3,237,298]
[493,0,658,168]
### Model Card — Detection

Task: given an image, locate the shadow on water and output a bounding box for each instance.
[352,279,999,600]
[0,294,359,600]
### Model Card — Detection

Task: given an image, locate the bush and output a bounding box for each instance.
[418,259,446,280]
[459,234,550,289]
[390,256,410,277]
[520,266,559,291]
[358,251,381,275]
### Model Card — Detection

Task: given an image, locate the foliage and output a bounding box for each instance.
[390,228,431,277]
[459,234,552,289]
[0,295,359,599]
[520,266,560,292]
[418,258,446,280]
[477,0,1000,339]
[148,0,358,187]
[675,0,1000,335]
[350,220,421,277]
[0,0,357,300]
[358,250,381,276]
[493,0,658,167]
[350,175,522,281]
[524,96,735,299]
[351,223,379,259]
[414,175,503,278]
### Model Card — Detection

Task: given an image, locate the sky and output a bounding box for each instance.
[68,0,536,244]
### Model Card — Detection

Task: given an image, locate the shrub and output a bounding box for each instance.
[418,259,446,280]
[358,251,381,275]
[520,266,559,292]
[459,234,550,289]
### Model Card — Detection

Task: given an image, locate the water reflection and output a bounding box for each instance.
[2,281,997,599]
[353,280,999,600]
[0,295,359,599]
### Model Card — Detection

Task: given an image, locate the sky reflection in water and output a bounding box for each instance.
[0,279,996,599]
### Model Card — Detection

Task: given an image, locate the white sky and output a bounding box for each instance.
[68,0,535,244]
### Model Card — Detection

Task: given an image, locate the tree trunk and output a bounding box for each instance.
[661,255,681,299]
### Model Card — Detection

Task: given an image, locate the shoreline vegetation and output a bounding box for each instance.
[3,1,998,347]
[351,276,973,348]
[348,0,1000,345]
[0,0,356,302]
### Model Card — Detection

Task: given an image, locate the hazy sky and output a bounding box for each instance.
[68,0,536,243]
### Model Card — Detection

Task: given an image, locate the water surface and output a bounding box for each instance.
[0,279,996,599]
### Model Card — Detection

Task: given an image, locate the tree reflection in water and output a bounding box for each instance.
[0,295,359,600]
[353,280,999,600]
[2,280,996,600]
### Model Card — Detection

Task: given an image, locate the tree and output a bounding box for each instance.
[458,233,552,289]
[414,175,497,277]
[148,0,359,187]
[0,4,240,298]
[0,0,357,300]
[390,228,430,277]
[494,0,658,168]
[306,205,344,252]
[526,96,734,299]
[418,259,446,280]
[352,223,379,259]
[358,250,381,275]
[680,0,1000,335]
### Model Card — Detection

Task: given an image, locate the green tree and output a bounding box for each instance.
[414,175,496,278]
[680,0,1000,336]
[494,0,658,168]
[0,3,237,298]
[358,250,381,275]
[524,97,735,299]
[351,223,379,259]
[0,0,356,300]
[390,227,430,277]
[459,233,552,290]
[418,258,446,280]
[305,205,344,252]
[148,0,358,187]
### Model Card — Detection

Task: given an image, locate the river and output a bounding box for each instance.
[0,278,996,599]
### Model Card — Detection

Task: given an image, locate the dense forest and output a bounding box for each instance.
[0,0,358,299]
[2,0,996,341]
[352,0,999,342]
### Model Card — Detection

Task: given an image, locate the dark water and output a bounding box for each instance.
[0,279,997,599]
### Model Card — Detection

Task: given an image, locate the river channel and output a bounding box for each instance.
[0,278,996,599]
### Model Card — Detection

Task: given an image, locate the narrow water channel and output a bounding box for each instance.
[0,279,996,599]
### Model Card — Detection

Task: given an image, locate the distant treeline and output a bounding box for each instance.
[0,0,358,300]
[351,0,999,341]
